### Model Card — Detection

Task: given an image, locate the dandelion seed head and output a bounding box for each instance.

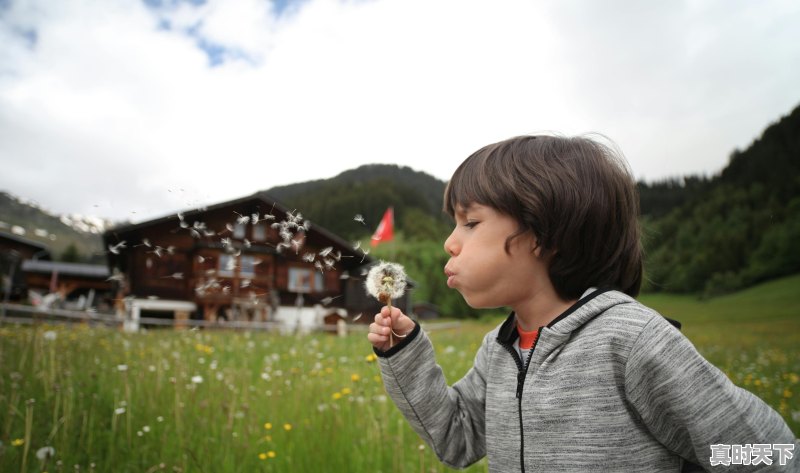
[365,261,407,302]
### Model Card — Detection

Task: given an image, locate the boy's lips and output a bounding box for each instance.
[444,267,457,288]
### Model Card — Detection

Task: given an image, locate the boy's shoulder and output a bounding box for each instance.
[583,291,683,346]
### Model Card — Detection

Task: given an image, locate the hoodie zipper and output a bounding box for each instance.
[501,326,543,473]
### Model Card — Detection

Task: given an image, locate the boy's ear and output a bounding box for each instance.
[530,238,542,257]
[531,239,556,259]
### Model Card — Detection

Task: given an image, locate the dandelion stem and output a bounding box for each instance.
[21,399,34,473]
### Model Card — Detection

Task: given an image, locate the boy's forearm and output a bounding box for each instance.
[377,327,488,468]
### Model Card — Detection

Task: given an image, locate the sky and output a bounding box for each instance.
[1,0,799,223]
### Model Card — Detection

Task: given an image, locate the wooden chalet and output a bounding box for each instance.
[103,192,409,328]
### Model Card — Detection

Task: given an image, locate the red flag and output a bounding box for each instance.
[370,207,394,247]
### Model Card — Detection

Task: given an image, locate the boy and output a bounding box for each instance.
[367,135,797,472]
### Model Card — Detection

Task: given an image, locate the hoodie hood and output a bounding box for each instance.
[496,288,634,352]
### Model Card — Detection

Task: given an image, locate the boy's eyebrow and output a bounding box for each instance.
[455,203,475,214]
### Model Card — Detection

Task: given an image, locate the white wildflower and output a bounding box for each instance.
[36,446,55,461]
[43,330,57,341]
[116,364,128,372]
[191,375,203,384]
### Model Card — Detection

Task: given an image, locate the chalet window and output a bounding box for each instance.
[233,223,246,239]
[218,254,256,277]
[218,254,236,277]
[240,255,257,277]
[288,267,324,293]
[253,223,267,242]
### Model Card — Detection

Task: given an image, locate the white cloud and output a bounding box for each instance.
[1,0,799,221]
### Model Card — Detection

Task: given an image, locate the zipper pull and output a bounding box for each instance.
[516,371,525,399]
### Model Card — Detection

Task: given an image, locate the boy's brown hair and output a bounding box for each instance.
[444,134,643,300]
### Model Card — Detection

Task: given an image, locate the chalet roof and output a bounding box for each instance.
[0,230,51,253]
[103,191,373,267]
[22,260,110,278]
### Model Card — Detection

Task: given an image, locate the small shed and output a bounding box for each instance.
[21,260,113,311]
[0,231,52,302]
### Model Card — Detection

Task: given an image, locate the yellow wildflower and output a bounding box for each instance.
[264,422,272,430]
[283,423,292,431]
[365,353,377,362]
[268,451,276,458]
[11,438,24,447]
[342,387,352,395]
[259,453,268,460]
[332,392,342,400]
[351,374,361,382]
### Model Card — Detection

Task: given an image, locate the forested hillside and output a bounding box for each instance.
[267,164,451,242]
[641,104,800,295]
[0,192,105,262]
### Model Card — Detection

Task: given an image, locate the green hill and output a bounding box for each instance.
[266,164,450,242]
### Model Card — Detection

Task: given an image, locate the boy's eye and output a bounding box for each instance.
[464,221,479,229]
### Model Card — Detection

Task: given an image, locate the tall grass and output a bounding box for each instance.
[1,275,797,471]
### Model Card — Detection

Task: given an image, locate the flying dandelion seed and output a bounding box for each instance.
[108,241,127,255]
[319,247,333,258]
[134,238,152,248]
[197,256,205,263]
[321,295,342,306]
[354,214,366,225]
[352,313,363,322]
[302,253,315,262]
[291,239,303,253]
[314,261,324,273]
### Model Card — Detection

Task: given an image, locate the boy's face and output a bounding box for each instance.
[444,203,548,310]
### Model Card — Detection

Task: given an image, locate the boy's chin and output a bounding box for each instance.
[461,294,501,310]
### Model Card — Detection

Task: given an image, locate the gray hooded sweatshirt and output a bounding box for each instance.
[376,289,798,472]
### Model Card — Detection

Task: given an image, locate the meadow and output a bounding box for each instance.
[1,275,798,472]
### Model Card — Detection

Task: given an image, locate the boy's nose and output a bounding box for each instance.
[444,232,459,256]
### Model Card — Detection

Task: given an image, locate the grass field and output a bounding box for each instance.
[0,275,798,472]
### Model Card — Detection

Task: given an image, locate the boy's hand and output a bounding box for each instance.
[367,306,415,352]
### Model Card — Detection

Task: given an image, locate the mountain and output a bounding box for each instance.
[266,164,451,241]
[0,192,107,262]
